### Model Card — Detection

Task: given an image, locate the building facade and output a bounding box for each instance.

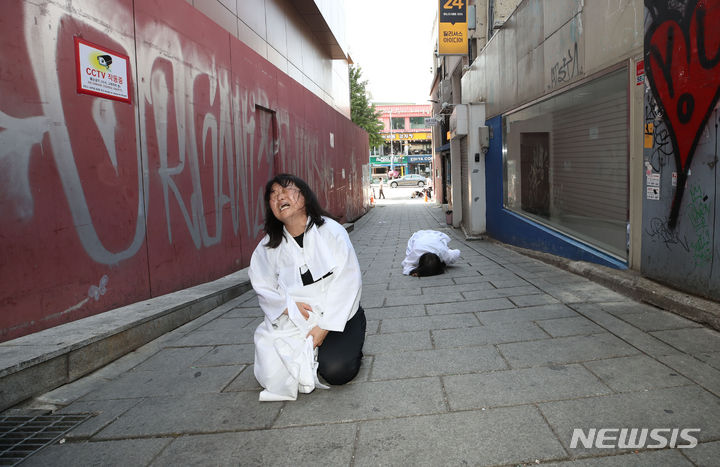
[0,0,369,341]
[370,104,432,181]
[435,0,720,301]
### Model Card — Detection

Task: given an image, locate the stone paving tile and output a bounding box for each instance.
[489,276,532,288]
[582,301,658,315]
[497,333,640,368]
[274,377,446,427]
[656,354,720,397]
[539,386,720,457]
[171,325,255,346]
[364,330,432,354]
[683,440,720,467]
[387,276,454,289]
[650,327,720,354]
[354,406,567,466]
[462,285,543,300]
[696,351,720,371]
[426,297,516,315]
[379,313,480,333]
[617,309,703,331]
[584,355,692,392]
[509,293,561,307]
[363,304,427,320]
[370,346,507,380]
[222,306,264,319]
[572,304,682,357]
[56,398,144,439]
[541,449,694,466]
[23,439,172,466]
[475,304,579,325]
[444,364,611,410]
[193,344,255,366]
[127,347,211,371]
[384,291,464,307]
[79,365,244,400]
[150,424,358,467]
[94,392,281,438]
[366,319,381,335]
[419,281,494,295]
[223,365,261,392]
[432,321,550,348]
[535,316,606,337]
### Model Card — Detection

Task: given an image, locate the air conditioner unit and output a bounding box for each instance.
[449,104,468,138]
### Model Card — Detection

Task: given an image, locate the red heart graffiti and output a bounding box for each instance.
[646,0,720,227]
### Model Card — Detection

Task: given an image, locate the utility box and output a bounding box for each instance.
[449,104,468,138]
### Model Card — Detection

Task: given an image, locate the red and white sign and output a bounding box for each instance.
[636,60,645,86]
[75,37,130,103]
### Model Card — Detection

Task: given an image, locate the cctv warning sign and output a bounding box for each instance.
[438,0,467,55]
[75,37,130,103]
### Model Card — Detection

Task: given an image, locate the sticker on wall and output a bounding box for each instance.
[643,122,653,148]
[672,172,677,186]
[646,186,660,200]
[75,37,130,103]
[636,60,645,86]
[646,173,660,187]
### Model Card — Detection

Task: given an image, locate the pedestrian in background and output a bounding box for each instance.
[401,230,460,277]
[378,178,386,199]
[249,174,366,401]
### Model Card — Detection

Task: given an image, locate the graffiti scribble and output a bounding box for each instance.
[645,0,720,228]
[646,217,690,252]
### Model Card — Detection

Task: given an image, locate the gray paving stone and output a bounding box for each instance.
[23,439,172,466]
[444,364,611,410]
[379,313,479,333]
[172,325,255,346]
[498,334,640,368]
[683,440,720,467]
[151,424,357,467]
[354,406,567,466]
[509,294,561,307]
[541,449,693,466]
[539,386,720,457]
[222,306,264,319]
[223,365,261,392]
[94,391,280,438]
[462,285,542,300]
[617,309,703,331]
[364,330,432,354]
[387,276,454,289]
[371,345,507,380]
[56,398,144,439]
[651,328,720,354]
[489,276,532,288]
[420,281,494,295]
[583,301,659,315]
[79,365,244,400]
[274,377,446,427]
[193,344,255,366]
[572,305,682,356]
[128,347,211,372]
[432,321,550,348]
[696,351,720,371]
[536,316,606,337]
[362,304,427,320]
[656,354,720,397]
[384,292,465,307]
[426,297,515,315]
[475,303,579,325]
[584,355,692,392]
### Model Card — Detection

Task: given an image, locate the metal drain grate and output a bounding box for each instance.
[0,414,93,466]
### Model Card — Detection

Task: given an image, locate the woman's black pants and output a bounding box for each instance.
[317,306,366,385]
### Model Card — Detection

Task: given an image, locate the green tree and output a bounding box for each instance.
[349,65,384,148]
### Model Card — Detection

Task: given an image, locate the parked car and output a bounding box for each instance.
[390,174,426,188]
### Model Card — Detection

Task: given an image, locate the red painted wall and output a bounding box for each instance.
[0,0,369,341]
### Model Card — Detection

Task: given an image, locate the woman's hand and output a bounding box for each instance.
[282,302,312,319]
[307,326,329,348]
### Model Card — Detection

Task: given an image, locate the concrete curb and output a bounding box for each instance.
[0,269,252,411]
[495,241,720,332]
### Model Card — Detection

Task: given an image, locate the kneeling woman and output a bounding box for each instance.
[249,174,365,401]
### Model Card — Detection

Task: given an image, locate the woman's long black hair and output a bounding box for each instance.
[263,174,333,248]
[410,252,446,277]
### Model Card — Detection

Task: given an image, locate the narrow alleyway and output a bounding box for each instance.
[19,203,720,466]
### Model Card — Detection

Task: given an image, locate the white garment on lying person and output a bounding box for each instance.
[249,217,362,401]
[401,229,461,275]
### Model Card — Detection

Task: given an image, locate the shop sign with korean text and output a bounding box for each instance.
[438,0,467,55]
[75,37,130,103]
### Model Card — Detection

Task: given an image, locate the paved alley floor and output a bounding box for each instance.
[17,202,720,466]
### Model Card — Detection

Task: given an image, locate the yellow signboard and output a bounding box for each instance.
[382,132,431,141]
[438,0,467,55]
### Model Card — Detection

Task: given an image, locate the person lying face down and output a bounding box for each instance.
[401,230,461,277]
